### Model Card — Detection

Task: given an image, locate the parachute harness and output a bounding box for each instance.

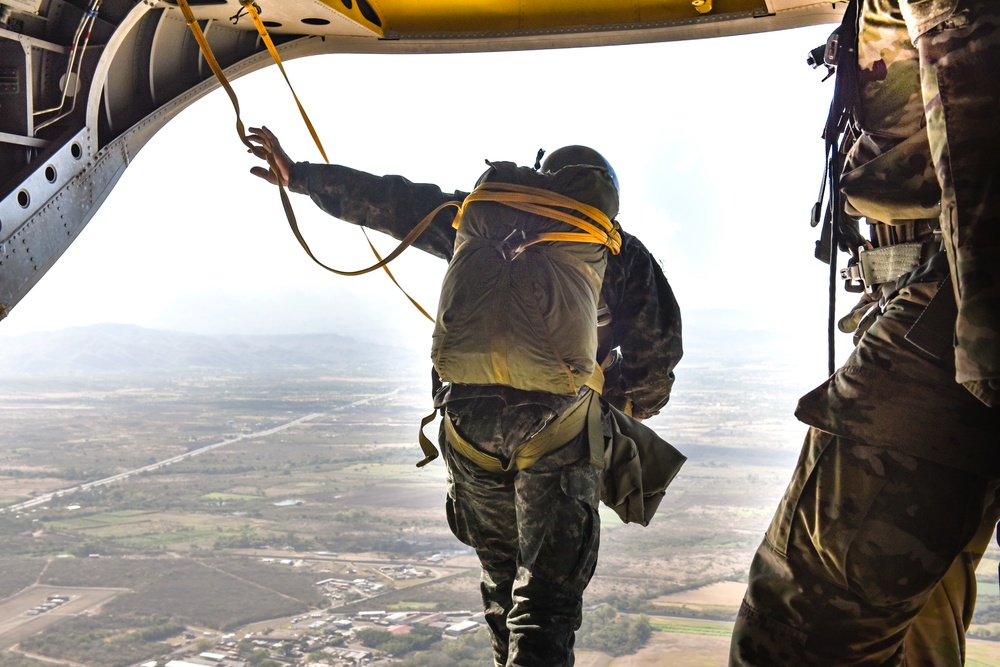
[458,182,622,257]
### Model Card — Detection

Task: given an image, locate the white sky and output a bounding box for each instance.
[1,23,843,368]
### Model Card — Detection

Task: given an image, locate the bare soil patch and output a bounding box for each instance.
[654,581,746,608]
[577,630,731,667]
[0,584,125,649]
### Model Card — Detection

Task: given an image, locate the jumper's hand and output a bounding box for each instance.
[247,126,293,187]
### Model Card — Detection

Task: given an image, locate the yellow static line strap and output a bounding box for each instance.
[240,0,328,164]
[176,0,259,158]
[338,175,623,313]
[176,0,434,322]
[459,182,622,255]
[416,409,440,468]
[286,199,461,279]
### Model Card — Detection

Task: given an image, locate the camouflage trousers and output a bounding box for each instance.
[442,422,601,667]
[730,279,1000,666]
[730,429,1000,666]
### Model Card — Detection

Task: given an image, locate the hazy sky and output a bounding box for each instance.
[1,23,841,364]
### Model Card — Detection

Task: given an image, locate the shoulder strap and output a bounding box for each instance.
[810,0,864,374]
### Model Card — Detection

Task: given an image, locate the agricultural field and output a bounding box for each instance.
[1,324,998,665]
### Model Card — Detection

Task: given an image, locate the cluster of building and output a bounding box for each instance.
[152,608,484,667]
[24,594,69,616]
[314,577,386,602]
[308,609,483,638]
[375,565,430,582]
[150,553,479,666]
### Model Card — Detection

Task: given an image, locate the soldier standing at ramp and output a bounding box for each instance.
[730,1,1000,665]
[249,129,683,667]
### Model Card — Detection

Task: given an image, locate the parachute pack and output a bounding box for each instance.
[431,160,622,396]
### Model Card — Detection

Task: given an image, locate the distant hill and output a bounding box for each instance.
[0,309,834,381]
[0,324,420,377]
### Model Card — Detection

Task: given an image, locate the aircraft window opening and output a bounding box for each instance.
[301,17,330,26]
[70,142,82,159]
[262,21,281,28]
[44,165,57,183]
[16,189,30,208]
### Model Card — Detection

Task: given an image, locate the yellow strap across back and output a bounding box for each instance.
[331,178,620,311]
[459,182,622,255]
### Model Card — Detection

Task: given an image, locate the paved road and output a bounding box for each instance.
[0,389,403,514]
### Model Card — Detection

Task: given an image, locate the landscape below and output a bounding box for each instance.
[1,322,997,667]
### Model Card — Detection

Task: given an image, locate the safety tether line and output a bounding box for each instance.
[176,0,434,322]
[238,1,328,163]
[176,0,258,156]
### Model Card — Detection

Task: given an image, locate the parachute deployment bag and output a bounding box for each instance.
[431,161,621,396]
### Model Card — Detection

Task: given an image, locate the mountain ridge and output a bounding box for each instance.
[0,323,417,377]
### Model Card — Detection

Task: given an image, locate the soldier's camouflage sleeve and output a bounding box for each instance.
[601,231,683,420]
[841,0,938,225]
[288,163,683,416]
[288,162,465,261]
[842,0,1000,406]
[905,0,1000,404]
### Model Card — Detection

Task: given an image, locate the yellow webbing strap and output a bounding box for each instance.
[176,0,434,322]
[175,0,258,157]
[459,182,622,255]
[416,351,604,469]
[287,200,459,276]
[584,362,605,395]
[416,409,440,468]
[586,387,604,468]
[443,390,601,473]
[298,175,621,305]
[239,1,327,163]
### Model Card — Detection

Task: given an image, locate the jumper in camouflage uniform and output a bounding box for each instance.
[287,161,683,667]
[730,1,1000,665]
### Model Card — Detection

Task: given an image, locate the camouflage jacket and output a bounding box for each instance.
[838,0,1000,405]
[288,162,683,421]
[841,0,938,227]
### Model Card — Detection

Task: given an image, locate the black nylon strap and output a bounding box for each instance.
[812,0,861,375]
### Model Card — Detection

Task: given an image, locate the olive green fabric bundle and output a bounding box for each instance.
[432,160,619,395]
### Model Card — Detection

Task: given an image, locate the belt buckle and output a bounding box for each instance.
[840,245,869,294]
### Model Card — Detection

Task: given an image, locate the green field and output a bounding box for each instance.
[649,618,733,638]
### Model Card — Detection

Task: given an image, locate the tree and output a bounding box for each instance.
[576,605,652,656]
